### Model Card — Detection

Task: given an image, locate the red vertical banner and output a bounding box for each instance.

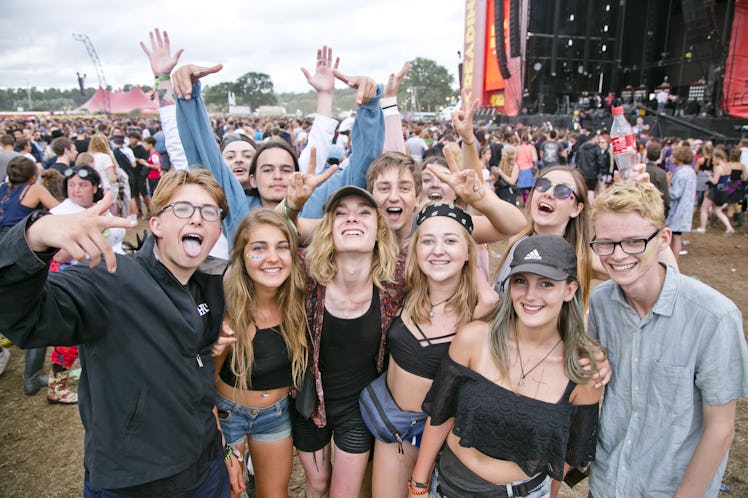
[484,0,507,93]
[723,0,748,118]
[464,0,487,107]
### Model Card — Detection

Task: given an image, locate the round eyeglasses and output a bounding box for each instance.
[160,201,222,222]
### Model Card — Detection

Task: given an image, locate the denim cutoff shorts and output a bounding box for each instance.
[215,392,292,444]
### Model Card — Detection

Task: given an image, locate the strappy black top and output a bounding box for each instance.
[423,356,599,481]
[387,315,456,380]
[219,325,292,391]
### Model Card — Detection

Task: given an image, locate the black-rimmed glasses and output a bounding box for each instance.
[590,230,660,256]
[160,202,222,222]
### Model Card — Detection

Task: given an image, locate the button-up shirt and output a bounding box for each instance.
[588,264,748,498]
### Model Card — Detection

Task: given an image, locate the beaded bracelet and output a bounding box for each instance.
[407,479,430,495]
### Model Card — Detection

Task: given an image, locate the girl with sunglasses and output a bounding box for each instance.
[494,166,598,307]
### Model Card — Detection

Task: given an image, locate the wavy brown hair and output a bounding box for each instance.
[403,215,478,328]
[224,209,308,389]
[305,195,399,289]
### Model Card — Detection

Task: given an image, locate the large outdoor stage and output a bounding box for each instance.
[463,0,748,129]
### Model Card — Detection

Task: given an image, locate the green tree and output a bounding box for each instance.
[203,81,238,112]
[397,57,454,112]
[235,72,277,109]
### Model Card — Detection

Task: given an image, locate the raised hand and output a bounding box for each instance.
[285,147,338,211]
[172,63,224,100]
[384,61,411,98]
[25,192,137,273]
[452,94,479,143]
[426,164,486,206]
[140,28,184,77]
[332,70,377,106]
[301,45,339,95]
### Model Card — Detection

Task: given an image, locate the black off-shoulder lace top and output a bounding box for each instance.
[422,356,599,481]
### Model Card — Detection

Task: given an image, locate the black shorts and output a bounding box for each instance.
[292,398,373,454]
[585,177,598,191]
[130,177,148,198]
[671,231,682,236]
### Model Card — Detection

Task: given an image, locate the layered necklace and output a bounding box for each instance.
[515,329,562,388]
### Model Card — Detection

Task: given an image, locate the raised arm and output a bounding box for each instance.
[299,71,384,219]
[173,64,252,243]
[453,95,481,176]
[427,163,527,244]
[140,29,187,171]
[299,46,339,174]
[382,61,410,154]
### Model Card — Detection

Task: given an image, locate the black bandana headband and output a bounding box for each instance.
[416,203,474,234]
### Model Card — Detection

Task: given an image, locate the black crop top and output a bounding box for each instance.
[219,325,292,391]
[387,316,455,380]
[422,356,598,481]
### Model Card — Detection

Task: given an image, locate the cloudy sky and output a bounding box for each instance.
[0,1,465,93]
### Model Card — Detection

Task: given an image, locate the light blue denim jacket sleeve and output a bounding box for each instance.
[175,81,261,246]
[299,85,385,219]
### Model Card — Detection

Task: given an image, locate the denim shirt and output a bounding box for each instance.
[588,264,748,498]
[176,81,384,246]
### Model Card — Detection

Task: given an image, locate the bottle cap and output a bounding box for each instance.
[612,106,624,115]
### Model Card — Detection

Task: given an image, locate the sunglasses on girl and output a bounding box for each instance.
[534,177,576,200]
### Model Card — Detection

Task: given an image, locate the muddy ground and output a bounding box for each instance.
[1,220,747,497]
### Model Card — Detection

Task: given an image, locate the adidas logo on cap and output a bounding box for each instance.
[524,249,542,261]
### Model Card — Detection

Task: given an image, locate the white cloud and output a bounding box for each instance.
[0,0,465,93]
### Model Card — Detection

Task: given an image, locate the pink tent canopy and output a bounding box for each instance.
[77,87,159,115]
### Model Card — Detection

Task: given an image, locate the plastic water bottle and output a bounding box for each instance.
[610,106,637,180]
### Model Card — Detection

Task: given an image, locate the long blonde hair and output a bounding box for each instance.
[305,196,399,289]
[224,209,308,389]
[403,216,478,328]
[499,144,517,177]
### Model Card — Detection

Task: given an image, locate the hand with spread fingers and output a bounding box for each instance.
[301,45,339,96]
[172,63,224,100]
[140,28,183,80]
[384,61,410,99]
[25,192,137,273]
[333,69,378,106]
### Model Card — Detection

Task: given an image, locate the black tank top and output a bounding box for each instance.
[219,325,292,390]
[319,289,381,405]
[388,315,456,380]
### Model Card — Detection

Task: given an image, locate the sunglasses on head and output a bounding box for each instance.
[64,167,91,180]
[534,177,576,200]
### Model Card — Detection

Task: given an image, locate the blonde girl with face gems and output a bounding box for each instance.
[215,209,309,498]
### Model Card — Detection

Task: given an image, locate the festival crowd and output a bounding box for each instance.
[0,28,747,498]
